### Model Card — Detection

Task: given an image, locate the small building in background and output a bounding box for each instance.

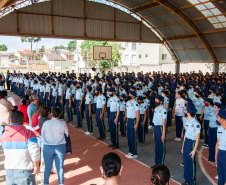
[0,51,10,67]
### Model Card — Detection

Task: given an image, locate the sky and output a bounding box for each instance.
[0,36,72,53]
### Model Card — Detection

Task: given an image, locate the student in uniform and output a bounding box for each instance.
[108,88,120,149]
[151,95,167,169]
[175,91,185,141]
[95,87,106,140]
[65,82,73,123]
[148,87,156,130]
[40,80,45,104]
[51,83,57,109]
[57,79,64,119]
[125,91,140,159]
[215,110,226,185]
[143,92,150,134]
[85,86,93,135]
[71,81,77,115]
[208,102,221,162]
[119,94,127,137]
[33,80,38,95]
[137,96,147,146]
[202,98,213,148]
[181,103,200,185]
[44,80,51,109]
[75,82,84,128]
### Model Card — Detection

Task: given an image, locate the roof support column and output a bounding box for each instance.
[213,63,219,73]
[175,63,180,74]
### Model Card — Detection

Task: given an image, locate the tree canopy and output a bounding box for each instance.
[80,41,124,68]
[0,44,7,51]
[67,40,77,50]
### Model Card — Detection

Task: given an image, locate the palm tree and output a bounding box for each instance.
[21,37,41,53]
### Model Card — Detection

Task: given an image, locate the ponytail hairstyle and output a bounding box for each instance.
[151,165,170,185]
[101,152,121,178]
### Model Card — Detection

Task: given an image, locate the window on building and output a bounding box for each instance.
[162,54,167,60]
[145,54,148,58]
[125,43,128,47]
[125,55,129,60]
[132,43,136,50]
[139,54,142,59]
[132,55,136,63]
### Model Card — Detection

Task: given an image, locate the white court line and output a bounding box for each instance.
[93,143,99,147]
[36,174,43,180]
[83,149,88,155]
[65,170,72,178]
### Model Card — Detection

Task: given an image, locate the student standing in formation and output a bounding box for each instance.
[119,94,127,137]
[151,95,167,169]
[215,110,226,185]
[108,88,120,150]
[75,82,84,128]
[125,91,140,159]
[181,104,200,185]
[85,86,93,135]
[57,79,64,119]
[95,87,106,140]
[65,83,73,123]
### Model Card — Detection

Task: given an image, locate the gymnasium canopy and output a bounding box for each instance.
[0,0,226,65]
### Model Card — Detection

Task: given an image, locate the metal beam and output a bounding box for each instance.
[83,0,86,37]
[0,0,10,10]
[154,21,184,28]
[156,0,218,64]
[132,2,160,12]
[85,1,93,18]
[50,0,54,35]
[114,8,116,39]
[166,34,197,41]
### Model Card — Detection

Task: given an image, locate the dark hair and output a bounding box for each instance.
[102,152,121,178]
[52,107,61,117]
[0,90,7,98]
[40,106,50,117]
[21,95,29,106]
[151,165,170,185]
[11,111,25,125]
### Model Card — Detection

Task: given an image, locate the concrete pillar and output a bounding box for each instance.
[213,63,219,73]
[175,63,180,74]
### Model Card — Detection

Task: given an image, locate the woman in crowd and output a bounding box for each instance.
[41,107,68,185]
[32,103,45,134]
[18,96,30,125]
[100,152,123,185]
[150,165,170,185]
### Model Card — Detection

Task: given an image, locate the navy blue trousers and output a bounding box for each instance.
[58,96,64,119]
[204,120,209,145]
[85,104,93,133]
[167,110,172,127]
[96,108,106,139]
[46,92,51,108]
[138,114,145,143]
[66,99,73,121]
[119,111,126,136]
[145,112,148,133]
[19,84,23,97]
[72,94,76,114]
[183,138,196,185]
[154,125,166,165]
[175,115,183,138]
[93,103,96,114]
[107,107,110,128]
[40,92,44,103]
[127,118,137,155]
[76,100,82,126]
[217,150,226,185]
[109,112,119,146]
[208,127,217,162]
[51,96,56,108]
[12,82,16,93]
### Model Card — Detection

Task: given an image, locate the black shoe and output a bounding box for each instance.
[181,182,192,185]
[97,137,104,140]
[107,129,110,132]
[150,164,158,169]
[200,135,204,139]
[78,125,83,128]
[108,144,114,147]
[112,146,119,150]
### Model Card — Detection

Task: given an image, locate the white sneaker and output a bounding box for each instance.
[215,175,218,180]
[174,138,179,141]
[127,154,138,159]
[125,153,132,158]
[85,131,90,135]
[148,125,153,130]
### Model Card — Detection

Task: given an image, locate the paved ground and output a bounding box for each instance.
[0,91,217,185]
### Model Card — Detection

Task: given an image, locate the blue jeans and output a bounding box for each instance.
[43,144,66,185]
[6,169,35,185]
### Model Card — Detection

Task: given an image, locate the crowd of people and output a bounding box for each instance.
[0,69,226,185]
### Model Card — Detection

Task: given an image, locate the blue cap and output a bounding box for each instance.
[166,87,171,91]
[96,87,102,92]
[214,102,221,108]
[155,95,164,101]
[205,98,213,103]
[130,86,136,90]
[143,92,149,97]
[87,86,92,92]
[52,83,56,86]
[137,96,144,101]
[108,88,115,92]
[162,89,168,94]
[218,110,226,119]
[197,91,203,96]
[129,91,136,97]
[121,94,127,99]
[150,87,155,91]
[78,82,83,87]
[185,98,192,103]
[121,85,125,89]
[108,83,112,87]
[137,84,142,88]
[66,82,71,87]
[187,103,197,114]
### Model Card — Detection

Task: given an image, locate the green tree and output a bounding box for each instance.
[53,45,66,49]
[21,37,41,52]
[39,45,45,52]
[67,40,77,50]
[0,44,7,51]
